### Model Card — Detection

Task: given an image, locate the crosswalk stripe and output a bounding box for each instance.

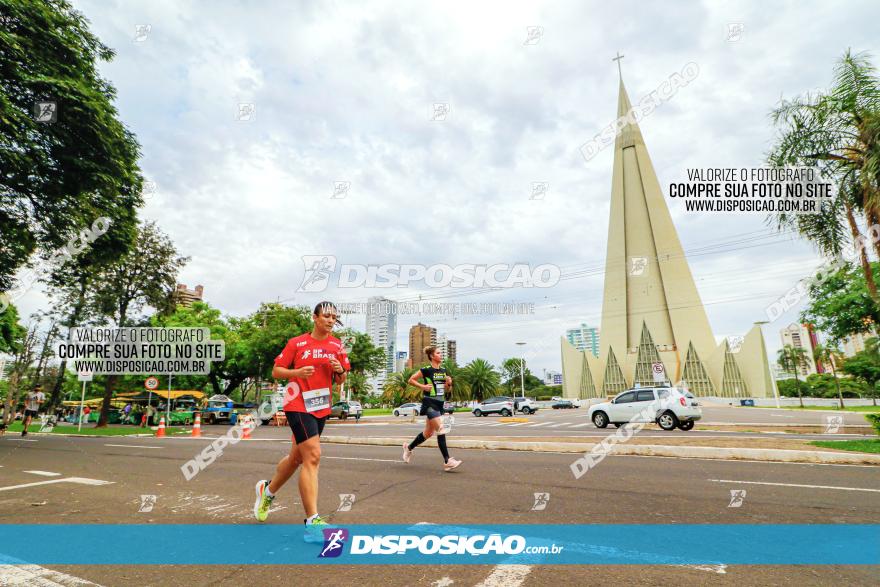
[527,422,553,427]
[569,423,592,428]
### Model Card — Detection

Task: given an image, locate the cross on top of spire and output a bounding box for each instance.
[612,52,624,79]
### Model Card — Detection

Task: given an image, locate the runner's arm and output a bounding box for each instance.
[408,369,431,391]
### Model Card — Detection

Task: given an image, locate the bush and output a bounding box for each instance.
[866,414,880,436]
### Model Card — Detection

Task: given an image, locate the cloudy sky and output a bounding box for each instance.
[15,0,880,375]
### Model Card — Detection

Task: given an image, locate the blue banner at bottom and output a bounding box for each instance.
[0,524,877,565]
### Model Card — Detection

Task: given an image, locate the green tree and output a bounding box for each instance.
[91,221,188,426]
[768,50,880,304]
[0,0,143,291]
[842,337,880,405]
[0,301,25,354]
[334,329,385,377]
[814,343,846,408]
[801,262,880,342]
[459,358,500,402]
[148,301,230,395]
[500,358,522,393]
[778,344,809,407]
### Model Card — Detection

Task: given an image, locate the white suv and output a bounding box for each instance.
[587,387,702,431]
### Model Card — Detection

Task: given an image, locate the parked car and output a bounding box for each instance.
[472,397,515,417]
[552,399,577,409]
[393,403,421,417]
[506,396,539,415]
[587,386,702,431]
[330,401,362,420]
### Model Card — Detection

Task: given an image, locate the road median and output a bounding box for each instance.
[321,435,880,465]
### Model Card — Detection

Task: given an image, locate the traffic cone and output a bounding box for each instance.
[241,414,252,440]
[191,412,201,438]
[156,416,166,438]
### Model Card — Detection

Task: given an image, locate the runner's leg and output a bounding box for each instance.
[268,442,302,494]
[297,435,321,517]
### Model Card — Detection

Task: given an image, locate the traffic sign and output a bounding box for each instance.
[145,376,160,390]
[78,370,93,382]
[651,362,665,383]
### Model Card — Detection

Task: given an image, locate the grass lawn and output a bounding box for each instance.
[6,422,156,436]
[810,439,880,453]
[754,405,880,413]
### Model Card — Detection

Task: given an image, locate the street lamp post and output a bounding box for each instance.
[754,321,781,408]
[515,342,526,398]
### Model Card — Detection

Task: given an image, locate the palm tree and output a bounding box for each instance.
[778,344,809,407]
[769,50,880,305]
[814,343,845,409]
[381,368,419,406]
[441,358,470,403]
[459,358,500,402]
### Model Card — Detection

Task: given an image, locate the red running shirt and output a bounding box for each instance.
[274,333,351,418]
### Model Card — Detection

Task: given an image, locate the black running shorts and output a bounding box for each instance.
[285,411,327,444]
[420,397,444,420]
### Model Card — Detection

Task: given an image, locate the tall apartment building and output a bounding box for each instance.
[565,323,600,357]
[408,323,437,368]
[437,333,457,365]
[0,355,11,381]
[779,323,819,377]
[395,351,408,373]
[841,331,874,357]
[366,296,397,395]
[174,284,204,307]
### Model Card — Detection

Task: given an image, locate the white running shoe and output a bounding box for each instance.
[402,442,413,463]
[443,457,462,472]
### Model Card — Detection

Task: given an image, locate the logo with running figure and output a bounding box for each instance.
[319,528,349,558]
[298,255,337,292]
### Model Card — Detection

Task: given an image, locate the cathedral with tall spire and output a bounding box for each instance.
[561,64,773,398]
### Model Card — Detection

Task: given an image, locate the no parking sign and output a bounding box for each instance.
[651,362,665,383]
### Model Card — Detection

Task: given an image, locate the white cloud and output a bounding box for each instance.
[10,0,875,373]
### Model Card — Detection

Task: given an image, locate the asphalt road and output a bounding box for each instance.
[291,405,875,441]
[1,433,878,586]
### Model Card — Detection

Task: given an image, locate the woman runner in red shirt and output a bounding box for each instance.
[254,302,350,543]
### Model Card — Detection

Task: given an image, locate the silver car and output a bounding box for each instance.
[393,402,421,417]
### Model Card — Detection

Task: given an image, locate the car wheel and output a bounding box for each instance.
[393,410,399,417]
[658,411,678,431]
[678,420,695,431]
[183,418,191,426]
[592,411,609,428]
[521,407,531,415]
[500,409,511,417]
[474,409,482,417]
[341,412,348,420]
[206,415,215,425]
[261,419,270,426]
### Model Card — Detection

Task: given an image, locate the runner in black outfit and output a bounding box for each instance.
[401,345,461,471]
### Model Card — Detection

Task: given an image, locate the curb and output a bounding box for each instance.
[320,435,880,465]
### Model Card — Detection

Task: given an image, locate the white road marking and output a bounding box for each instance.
[324,456,403,463]
[709,479,880,493]
[0,564,103,586]
[23,471,61,477]
[527,422,553,427]
[569,423,591,428]
[474,564,532,587]
[4,438,37,442]
[104,443,163,449]
[0,477,114,493]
